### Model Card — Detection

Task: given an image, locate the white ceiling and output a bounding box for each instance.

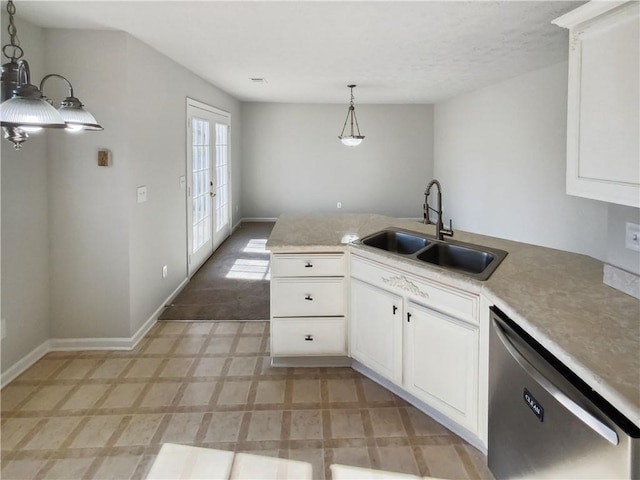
[15,0,584,104]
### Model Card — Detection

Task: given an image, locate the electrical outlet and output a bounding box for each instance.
[625,222,640,252]
[136,186,147,203]
[1,318,6,341]
[162,265,168,279]
[337,202,342,209]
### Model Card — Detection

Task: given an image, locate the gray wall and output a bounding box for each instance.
[1,17,51,371]
[30,28,242,342]
[123,35,242,334]
[434,62,610,260]
[241,103,433,218]
[46,30,131,339]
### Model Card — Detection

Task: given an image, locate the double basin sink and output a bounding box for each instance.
[356,228,508,281]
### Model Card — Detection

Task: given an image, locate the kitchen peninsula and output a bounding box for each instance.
[266,213,640,449]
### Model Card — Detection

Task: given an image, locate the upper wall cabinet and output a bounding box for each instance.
[553,1,640,208]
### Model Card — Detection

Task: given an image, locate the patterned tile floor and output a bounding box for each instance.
[1,321,494,480]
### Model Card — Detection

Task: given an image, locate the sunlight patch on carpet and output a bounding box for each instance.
[226,258,270,280]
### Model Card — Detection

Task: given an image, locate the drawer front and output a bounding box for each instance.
[350,255,479,324]
[271,254,345,277]
[272,278,346,317]
[271,318,347,356]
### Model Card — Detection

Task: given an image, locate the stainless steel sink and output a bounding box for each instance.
[417,242,497,277]
[362,229,432,254]
[357,228,508,281]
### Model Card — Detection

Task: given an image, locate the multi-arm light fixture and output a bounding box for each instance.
[338,84,365,146]
[0,0,102,150]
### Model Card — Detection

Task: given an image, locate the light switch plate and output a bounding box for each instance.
[625,222,640,252]
[136,186,147,203]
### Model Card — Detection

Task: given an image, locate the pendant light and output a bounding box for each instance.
[338,84,365,146]
[0,0,103,150]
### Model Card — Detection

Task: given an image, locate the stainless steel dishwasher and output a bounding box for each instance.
[488,306,639,479]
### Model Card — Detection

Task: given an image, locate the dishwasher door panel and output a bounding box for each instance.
[488,309,638,479]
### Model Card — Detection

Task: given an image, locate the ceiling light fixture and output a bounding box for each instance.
[338,84,365,147]
[0,0,103,150]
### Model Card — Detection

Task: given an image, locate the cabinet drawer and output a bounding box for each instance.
[350,255,479,323]
[271,254,345,277]
[272,278,346,317]
[271,318,347,356]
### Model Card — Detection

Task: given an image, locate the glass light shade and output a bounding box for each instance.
[58,101,103,131]
[340,136,364,146]
[0,96,66,128]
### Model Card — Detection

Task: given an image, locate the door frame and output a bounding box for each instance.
[185,97,233,277]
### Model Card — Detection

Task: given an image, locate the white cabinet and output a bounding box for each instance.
[349,253,481,435]
[270,253,347,357]
[404,301,478,432]
[553,1,640,207]
[350,278,403,383]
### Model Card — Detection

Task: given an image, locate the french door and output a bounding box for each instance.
[186,99,231,276]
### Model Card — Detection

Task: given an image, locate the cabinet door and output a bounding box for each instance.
[350,278,403,384]
[558,2,640,207]
[404,302,478,432]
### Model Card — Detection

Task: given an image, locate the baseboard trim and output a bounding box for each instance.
[232,217,277,232]
[240,217,278,223]
[1,340,51,389]
[1,277,191,389]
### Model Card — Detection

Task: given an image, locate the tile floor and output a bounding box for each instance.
[1,321,494,480]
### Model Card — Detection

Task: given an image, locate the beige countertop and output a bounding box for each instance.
[266,213,640,428]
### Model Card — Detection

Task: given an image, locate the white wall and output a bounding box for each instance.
[434,62,609,260]
[1,17,51,372]
[241,103,433,218]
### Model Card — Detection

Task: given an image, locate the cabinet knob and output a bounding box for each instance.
[305,295,313,301]
[305,335,314,341]
[304,262,313,268]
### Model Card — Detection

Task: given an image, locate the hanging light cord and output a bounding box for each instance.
[3,0,23,62]
[340,86,363,137]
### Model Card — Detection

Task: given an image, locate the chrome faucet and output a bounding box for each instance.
[423,179,454,241]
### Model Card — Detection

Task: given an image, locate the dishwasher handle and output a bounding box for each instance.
[492,316,619,446]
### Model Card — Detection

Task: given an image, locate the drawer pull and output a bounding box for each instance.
[305,262,313,268]
[305,335,314,341]
[393,305,398,315]
[304,295,313,301]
